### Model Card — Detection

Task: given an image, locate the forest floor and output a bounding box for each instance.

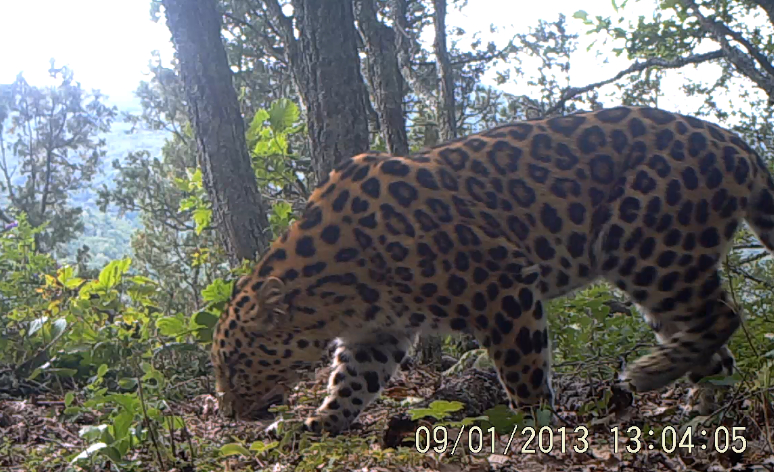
[1,360,773,472]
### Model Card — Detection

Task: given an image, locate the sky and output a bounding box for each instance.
[0,0,747,115]
[0,0,175,107]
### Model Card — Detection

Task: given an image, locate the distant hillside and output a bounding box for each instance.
[64,113,171,267]
[2,93,171,267]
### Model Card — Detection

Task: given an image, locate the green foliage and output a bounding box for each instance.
[246,98,309,235]
[0,64,116,253]
[407,400,464,421]
[0,215,230,470]
[548,284,649,369]
[175,167,212,235]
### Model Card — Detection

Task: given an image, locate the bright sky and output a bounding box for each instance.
[0,0,750,115]
[0,0,174,107]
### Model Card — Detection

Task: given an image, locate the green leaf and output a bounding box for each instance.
[247,108,271,141]
[193,208,212,234]
[97,364,109,378]
[701,373,742,386]
[118,378,138,390]
[71,442,108,464]
[111,410,133,441]
[51,318,67,338]
[106,393,140,414]
[48,368,78,378]
[408,400,464,420]
[192,310,219,328]
[202,279,233,303]
[63,277,84,289]
[79,425,108,442]
[220,443,251,457]
[129,275,156,286]
[168,416,186,430]
[190,167,204,185]
[482,405,523,435]
[157,316,186,337]
[250,440,279,453]
[573,10,588,21]
[268,98,299,133]
[98,258,132,289]
[64,392,75,406]
[100,445,123,463]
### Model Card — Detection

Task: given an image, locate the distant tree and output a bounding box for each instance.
[161,0,272,267]
[562,0,774,115]
[98,63,230,314]
[0,65,116,254]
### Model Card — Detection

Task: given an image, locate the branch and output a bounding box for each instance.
[545,49,724,116]
[727,265,774,290]
[222,12,286,62]
[391,0,438,108]
[680,0,774,101]
[260,0,296,50]
[415,48,511,68]
[0,207,13,225]
[0,129,18,205]
[749,0,774,26]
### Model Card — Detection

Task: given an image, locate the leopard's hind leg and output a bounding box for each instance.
[595,175,743,409]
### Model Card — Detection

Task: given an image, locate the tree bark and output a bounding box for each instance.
[432,0,456,141]
[391,0,438,112]
[264,0,371,183]
[356,0,409,156]
[162,0,271,266]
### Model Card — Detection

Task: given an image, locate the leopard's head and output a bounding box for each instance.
[211,276,321,420]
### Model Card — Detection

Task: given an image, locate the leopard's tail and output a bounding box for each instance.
[745,154,774,254]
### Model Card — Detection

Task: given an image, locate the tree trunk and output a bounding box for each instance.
[391,0,437,108]
[356,0,409,156]
[432,0,456,141]
[271,0,371,183]
[162,0,271,266]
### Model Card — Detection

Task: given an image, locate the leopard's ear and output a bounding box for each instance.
[259,277,286,306]
[257,277,287,328]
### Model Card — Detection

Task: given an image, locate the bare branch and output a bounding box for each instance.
[680,0,774,102]
[0,207,12,224]
[545,49,724,116]
[222,12,286,62]
[416,48,511,68]
[260,0,296,49]
[391,0,437,108]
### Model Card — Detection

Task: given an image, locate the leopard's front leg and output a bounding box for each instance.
[304,332,414,435]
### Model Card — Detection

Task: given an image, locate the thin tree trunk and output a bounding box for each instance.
[356,0,409,156]
[433,0,456,141]
[162,0,271,266]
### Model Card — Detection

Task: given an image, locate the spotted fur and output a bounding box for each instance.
[212,106,774,434]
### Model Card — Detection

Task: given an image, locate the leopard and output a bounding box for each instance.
[211,105,774,435]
